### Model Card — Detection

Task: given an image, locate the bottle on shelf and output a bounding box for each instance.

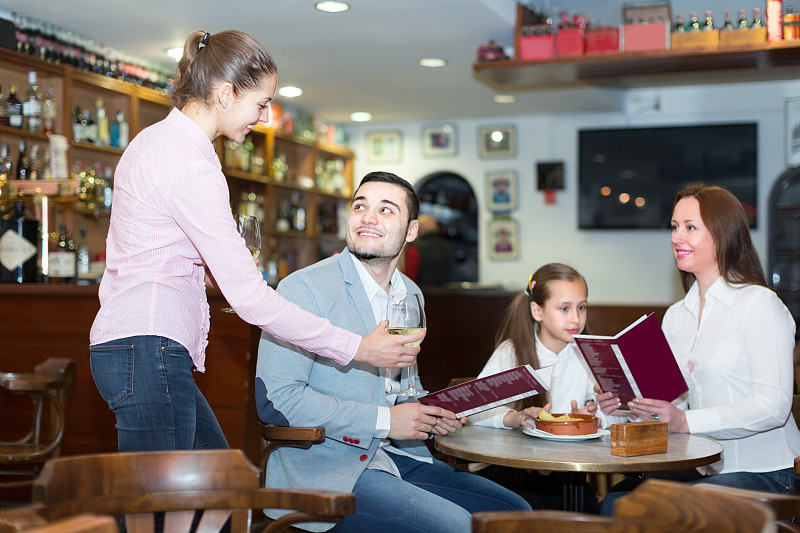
[103,165,113,212]
[29,144,40,180]
[0,144,10,205]
[95,98,109,146]
[42,84,57,134]
[72,106,85,142]
[75,225,91,278]
[266,248,279,288]
[47,223,77,284]
[0,201,41,283]
[81,108,96,144]
[4,82,23,129]
[767,0,784,41]
[723,11,734,30]
[737,9,749,28]
[674,14,686,32]
[752,7,764,28]
[703,10,714,30]
[22,69,43,134]
[689,12,701,31]
[16,140,31,180]
[110,110,129,149]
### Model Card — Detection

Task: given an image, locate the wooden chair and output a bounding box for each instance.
[613,479,775,533]
[693,484,800,533]
[472,510,683,533]
[0,358,77,488]
[256,421,326,477]
[0,449,354,533]
[23,515,119,533]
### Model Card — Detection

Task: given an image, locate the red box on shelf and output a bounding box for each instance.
[518,34,555,61]
[556,28,585,56]
[623,22,668,52]
[586,26,620,54]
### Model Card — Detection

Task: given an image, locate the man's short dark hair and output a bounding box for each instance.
[356,171,420,222]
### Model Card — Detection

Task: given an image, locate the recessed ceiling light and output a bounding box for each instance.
[493,94,517,104]
[278,86,303,98]
[167,47,183,62]
[315,1,350,13]
[350,112,372,122]
[419,57,447,68]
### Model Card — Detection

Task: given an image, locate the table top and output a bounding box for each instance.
[435,425,723,473]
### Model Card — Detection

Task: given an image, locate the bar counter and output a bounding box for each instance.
[0,283,667,464]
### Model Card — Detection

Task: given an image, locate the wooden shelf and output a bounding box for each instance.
[473,40,800,91]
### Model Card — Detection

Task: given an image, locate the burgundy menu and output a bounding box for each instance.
[574,313,688,406]
[418,365,548,418]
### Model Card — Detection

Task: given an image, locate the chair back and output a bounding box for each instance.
[24,514,119,533]
[613,479,776,533]
[692,484,800,533]
[0,449,354,533]
[472,509,683,533]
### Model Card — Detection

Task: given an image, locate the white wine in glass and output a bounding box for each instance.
[222,215,262,313]
[386,293,428,397]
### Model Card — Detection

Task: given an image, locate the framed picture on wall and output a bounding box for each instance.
[488,218,518,260]
[479,125,516,158]
[486,170,517,212]
[786,97,800,167]
[422,124,458,157]
[367,131,402,163]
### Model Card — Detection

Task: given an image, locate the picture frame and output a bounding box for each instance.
[486,170,517,212]
[488,218,519,260]
[536,161,565,190]
[479,125,516,158]
[786,97,800,168]
[422,124,458,157]
[366,131,402,163]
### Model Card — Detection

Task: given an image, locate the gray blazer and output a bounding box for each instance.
[255,249,430,531]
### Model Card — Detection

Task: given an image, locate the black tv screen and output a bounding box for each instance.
[578,123,757,229]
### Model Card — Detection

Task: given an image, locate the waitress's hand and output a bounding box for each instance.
[628,397,689,433]
[354,321,422,368]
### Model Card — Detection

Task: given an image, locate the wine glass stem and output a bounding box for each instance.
[407,363,417,391]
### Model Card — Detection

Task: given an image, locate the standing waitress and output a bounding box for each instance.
[89,30,423,452]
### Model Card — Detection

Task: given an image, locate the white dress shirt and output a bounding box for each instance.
[470,331,627,430]
[663,278,800,475]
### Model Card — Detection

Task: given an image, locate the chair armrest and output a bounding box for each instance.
[256,421,325,474]
[0,373,65,392]
[693,483,800,521]
[0,504,49,532]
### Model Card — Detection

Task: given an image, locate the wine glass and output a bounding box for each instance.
[386,292,428,397]
[222,215,261,313]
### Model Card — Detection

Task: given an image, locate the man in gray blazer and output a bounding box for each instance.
[256,172,530,533]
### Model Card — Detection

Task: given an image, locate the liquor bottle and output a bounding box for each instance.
[28,144,40,180]
[72,106,85,142]
[48,223,77,284]
[737,9,749,28]
[674,14,686,32]
[16,140,31,180]
[81,109,96,144]
[0,145,11,183]
[723,11,734,30]
[703,10,714,30]
[4,83,23,129]
[95,98,109,146]
[752,7,764,28]
[266,249,279,288]
[42,84,57,134]
[103,165,113,212]
[0,201,41,283]
[22,70,43,134]
[75,225,91,277]
[689,12,701,31]
[110,110,129,149]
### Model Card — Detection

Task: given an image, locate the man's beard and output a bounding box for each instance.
[348,246,402,266]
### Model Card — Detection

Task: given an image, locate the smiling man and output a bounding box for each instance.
[255,171,530,533]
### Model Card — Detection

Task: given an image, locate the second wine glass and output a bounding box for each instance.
[386,292,428,397]
[222,215,261,313]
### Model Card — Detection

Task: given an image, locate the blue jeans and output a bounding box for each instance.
[600,468,800,516]
[329,452,531,533]
[90,335,229,452]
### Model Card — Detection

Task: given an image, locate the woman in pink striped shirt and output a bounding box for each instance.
[89,30,424,452]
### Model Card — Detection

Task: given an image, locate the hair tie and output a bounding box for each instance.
[524,274,536,297]
[199,32,210,50]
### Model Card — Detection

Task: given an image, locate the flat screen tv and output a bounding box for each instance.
[578,123,757,229]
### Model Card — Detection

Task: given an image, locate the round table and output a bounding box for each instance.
[434,425,723,511]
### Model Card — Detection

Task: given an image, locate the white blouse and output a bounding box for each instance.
[470,332,626,430]
[663,278,800,475]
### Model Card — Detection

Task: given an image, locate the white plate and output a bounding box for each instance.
[522,428,610,441]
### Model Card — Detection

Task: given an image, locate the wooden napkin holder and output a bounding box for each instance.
[610,421,668,457]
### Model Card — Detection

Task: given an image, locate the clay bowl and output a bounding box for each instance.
[535,413,598,436]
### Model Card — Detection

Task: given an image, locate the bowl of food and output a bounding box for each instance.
[534,411,598,436]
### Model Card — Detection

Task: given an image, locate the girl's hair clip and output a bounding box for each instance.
[524,274,536,296]
[199,32,210,50]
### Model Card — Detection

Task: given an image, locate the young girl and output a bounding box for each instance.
[470,263,625,511]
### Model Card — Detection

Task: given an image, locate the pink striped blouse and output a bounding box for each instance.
[90,108,360,371]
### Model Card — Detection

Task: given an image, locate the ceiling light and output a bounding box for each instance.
[278,86,303,98]
[350,112,372,122]
[419,58,446,68]
[167,47,183,62]
[315,1,350,13]
[493,94,517,104]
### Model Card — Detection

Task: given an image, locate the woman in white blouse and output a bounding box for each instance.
[601,184,800,513]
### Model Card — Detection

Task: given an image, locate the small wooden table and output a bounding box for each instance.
[435,425,723,512]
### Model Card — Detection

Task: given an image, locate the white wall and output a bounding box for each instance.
[347,79,800,305]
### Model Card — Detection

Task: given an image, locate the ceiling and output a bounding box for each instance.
[0,0,630,124]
